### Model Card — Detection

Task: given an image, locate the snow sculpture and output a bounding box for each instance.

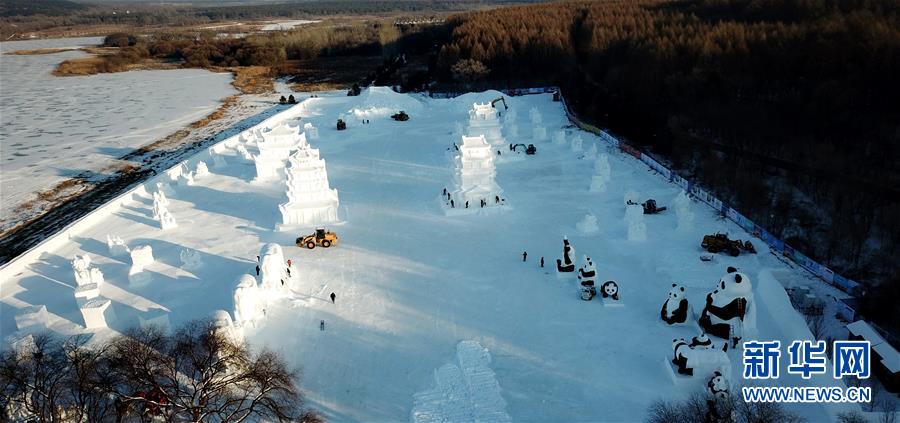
[195,161,209,178]
[468,103,505,147]
[155,181,174,196]
[576,214,600,236]
[212,310,243,343]
[303,122,319,140]
[236,144,253,161]
[209,146,228,168]
[625,204,647,241]
[699,269,757,346]
[234,274,264,327]
[152,190,169,214]
[80,297,117,329]
[180,248,202,270]
[556,237,576,273]
[74,283,100,306]
[529,107,542,125]
[129,245,154,274]
[577,256,597,300]
[661,283,691,325]
[279,147,340,226]
[254,125,307,179]
[570,135,583,153]
[533,126,547,142]
[139,308,171,332]
[674,190,695,231]
[452,135,503,205]
[589,154,612,193]
[671,338,731,377]
[584,143,598,160]
[553,130,566,146]
[259,243,290,295]
[600,281,620,302]
[158,208,177,230]
[72,254,104,286]
[507,123,519,138]
[15,305,50,332]
[177,171,195,187]
[107,234,129,257]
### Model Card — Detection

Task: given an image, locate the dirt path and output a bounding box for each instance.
[0,95,289,264]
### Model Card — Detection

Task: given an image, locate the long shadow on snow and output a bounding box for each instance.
[174,184,281,229]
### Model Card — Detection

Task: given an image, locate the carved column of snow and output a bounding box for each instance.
[234,274,264,327]
[107,234,129,257]
[674,190,695,231]
[279,147,340,227]
[80,297,117,329]
[590,154,612,193]
[452,135,503,206]
[625,204,647,241]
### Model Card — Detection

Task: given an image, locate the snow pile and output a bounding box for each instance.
[625,204,647,241]
[234,274,264,327]
[129,245,154,276]
[72,254,104,287]
[351,86,425,118]
[576,213,600,236]
[253,123,307,179]
[153,197,177,230]
[451,135,503,206]
[279,146,340,227]
[673,190,695,231]
[194,161,209,179]
[179,248,203,270]
[553,129,566,146]
[411,340,511,423]
[106,234,129,257]
[589,154,612,193]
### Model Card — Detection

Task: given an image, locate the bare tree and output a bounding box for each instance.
[0,333,70,421]
[108,320,305,422]
[806,313,826,340]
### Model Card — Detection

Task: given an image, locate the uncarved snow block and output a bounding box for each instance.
[139,309,171,332]
[130,245,154,274]
[80,297,116,329]
[15,305,49,332]
[107,234,129,257]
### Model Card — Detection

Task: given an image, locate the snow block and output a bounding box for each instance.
[15,305,50,332]
[625,204,647,241]
[179,248,202,270]
[138,308,171,332]
[674,190,695,231]
[195,161,209,179]
[576,214,600,236]
[552,130,566,146]
[129,245,154,274]
[80,297,116,329]
[234,274,264,327]
[303,122,319,140]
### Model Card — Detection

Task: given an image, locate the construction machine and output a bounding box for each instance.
[336,119,346,130]
[391,111,410,121]
[297,228,339,249]
[701,233,756,256]
[490,97,508,110]
[642,199,666,214]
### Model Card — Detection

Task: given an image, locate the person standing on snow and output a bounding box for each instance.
[522,251,528,262]
[330,292,336,303]
[540,257,544,268]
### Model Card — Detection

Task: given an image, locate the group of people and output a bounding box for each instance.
[442,188,504,209]
[253,255,339,332]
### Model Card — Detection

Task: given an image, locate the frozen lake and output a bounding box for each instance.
[0,37,237,230]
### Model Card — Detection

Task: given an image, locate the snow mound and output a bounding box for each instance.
[577,213,600,236]
[447,90,506,115]
[411,340,511,423]
[349,87,425,118]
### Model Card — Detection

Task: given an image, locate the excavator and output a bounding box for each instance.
[490,97,508,110]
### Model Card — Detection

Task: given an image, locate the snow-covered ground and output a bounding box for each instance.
[0,37,237,229]
[0,88,861,421]
[261,20,320,31]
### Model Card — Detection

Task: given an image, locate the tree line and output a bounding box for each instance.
[433,0,900,334]
[0,319,320,422]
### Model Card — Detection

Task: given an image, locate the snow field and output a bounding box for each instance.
[0,87,858,421]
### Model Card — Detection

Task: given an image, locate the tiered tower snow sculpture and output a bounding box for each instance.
[590,154,612,193]
[674,190,695,231]
[253,123,307,179]
[468,103,505,147]
[452,135,502,205]
[279,147,340,226]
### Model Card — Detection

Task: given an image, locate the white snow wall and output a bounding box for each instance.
[0,101,312,282]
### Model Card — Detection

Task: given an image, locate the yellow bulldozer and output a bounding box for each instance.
[297,228,338,249]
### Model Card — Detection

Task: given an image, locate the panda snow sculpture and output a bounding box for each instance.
[706,371,731,421]
[556,237,576,273]
[600,280,619,301]
[671,338,730,377]
[578,256,597,300]
[660,283,690,325]
[699,268,756,347]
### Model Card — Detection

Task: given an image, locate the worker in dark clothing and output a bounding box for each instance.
[320,320,325,331]
[255,265,260,276]
[540,257,545,268]
[330,292,336,303]
[522,251,528,262]
[443,188,447,196]
[465,201,469,208]
[495,195,500,204]
[450,199,455,208]
[286,267,291,277]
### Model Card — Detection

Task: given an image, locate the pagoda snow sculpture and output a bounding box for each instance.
[468,103,505,146]
[452,135,502,205]
[253,123,307,179]
[279,147,340,227]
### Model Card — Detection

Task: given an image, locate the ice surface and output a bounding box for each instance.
[0,37,236,227]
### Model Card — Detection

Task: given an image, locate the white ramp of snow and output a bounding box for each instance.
[411,340,511,423]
